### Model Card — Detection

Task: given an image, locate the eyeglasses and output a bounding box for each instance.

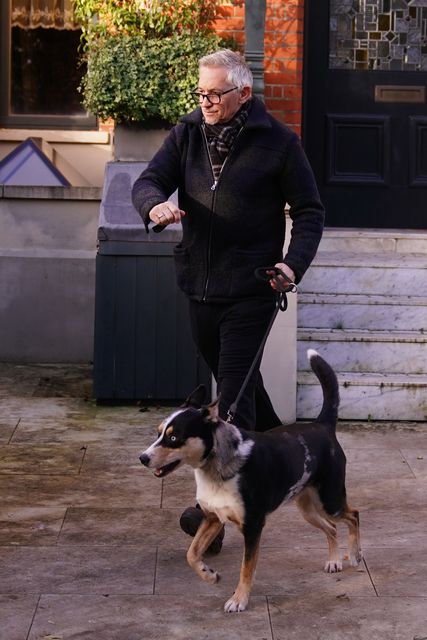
[191,87,238,105]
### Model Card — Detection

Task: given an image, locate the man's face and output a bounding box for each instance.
[197,65,251,125]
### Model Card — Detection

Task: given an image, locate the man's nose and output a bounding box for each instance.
[140,453,150,467]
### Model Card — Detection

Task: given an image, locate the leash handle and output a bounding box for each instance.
[254,266,298,293]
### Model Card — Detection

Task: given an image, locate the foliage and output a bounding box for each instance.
[73,0,224,42]
[74,0,234,124]
[80,32,226,124]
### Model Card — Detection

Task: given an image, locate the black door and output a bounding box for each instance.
[303,0,427,229]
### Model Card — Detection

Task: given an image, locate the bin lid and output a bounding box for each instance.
[98,161,180,242]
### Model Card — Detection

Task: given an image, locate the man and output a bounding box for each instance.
[132,49,324,551]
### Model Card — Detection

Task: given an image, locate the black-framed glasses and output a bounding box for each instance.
[191,87,238,105]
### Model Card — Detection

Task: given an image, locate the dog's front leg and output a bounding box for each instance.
[224,526,263,613]
[186,514,223,584]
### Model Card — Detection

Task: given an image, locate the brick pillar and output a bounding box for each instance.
[215,0,304,136]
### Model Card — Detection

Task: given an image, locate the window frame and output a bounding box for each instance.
[0,1,96,129]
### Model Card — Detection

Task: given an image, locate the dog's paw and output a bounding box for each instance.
[324,559,343,573]
[201,565,220,584]
[349,549,363,567]
[224,595,248,613]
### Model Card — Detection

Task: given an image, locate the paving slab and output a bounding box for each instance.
[401,448,427,478]
[58,507,189,547]
[27,594,272,640]
[354,477,427,510]
[0,420,19,444]
[155,546,373,599]
[268,594,427,640]
[11,416,151,445]
[338,421,427,449]
[0,473,162,508]
[357,506,427,548]
[80,444,153,475]
[0,506,66,545]
[364,546,427,596]
[0,545,156,595]
[345,447,416,483]
[0,594,39,640]
[0,444,85,475]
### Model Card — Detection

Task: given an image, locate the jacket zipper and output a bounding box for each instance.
[201,127,215,300]
[201,125,244,301]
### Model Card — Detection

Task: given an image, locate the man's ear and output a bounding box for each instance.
[181,385,206,409]
[239,85,252,104]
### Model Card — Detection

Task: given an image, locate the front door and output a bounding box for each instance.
[303,0,427,229]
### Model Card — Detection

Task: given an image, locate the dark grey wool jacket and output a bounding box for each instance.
[132,97,324,303]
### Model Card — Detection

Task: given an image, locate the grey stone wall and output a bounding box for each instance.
[0,186,101,363]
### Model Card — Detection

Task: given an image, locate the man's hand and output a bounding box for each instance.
[149,201,186,226]
[267,262,296,291]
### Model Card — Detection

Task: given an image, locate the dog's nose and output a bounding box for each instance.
[139,453,150,467]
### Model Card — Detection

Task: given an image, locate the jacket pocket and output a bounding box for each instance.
[173,245,191,294]
[173,244,206,297]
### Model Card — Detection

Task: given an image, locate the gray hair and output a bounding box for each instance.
[199,49,253,89]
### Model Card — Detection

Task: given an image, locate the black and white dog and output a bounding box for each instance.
[140,350,361,612]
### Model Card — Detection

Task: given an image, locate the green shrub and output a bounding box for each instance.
[73,0,223,41]
[80,32,227,124]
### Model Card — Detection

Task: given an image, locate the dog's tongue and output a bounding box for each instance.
[154,468,163,477]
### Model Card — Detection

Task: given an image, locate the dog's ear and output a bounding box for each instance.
[181,384,206,409]
[203,396,220,423]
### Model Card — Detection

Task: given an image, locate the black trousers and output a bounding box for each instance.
[188,298,281,431]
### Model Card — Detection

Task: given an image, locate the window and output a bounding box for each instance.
[0,1,96,128]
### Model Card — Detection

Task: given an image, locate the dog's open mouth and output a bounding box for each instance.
[154,460,181,478]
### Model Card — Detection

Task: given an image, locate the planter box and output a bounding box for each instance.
[113,123,170,162]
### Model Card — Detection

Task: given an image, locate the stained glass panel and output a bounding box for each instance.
[330,0,427,70]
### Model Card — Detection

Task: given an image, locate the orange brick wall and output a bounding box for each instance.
[215,0,305,137]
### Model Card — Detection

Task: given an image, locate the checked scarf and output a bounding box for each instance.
[203,101,251,183]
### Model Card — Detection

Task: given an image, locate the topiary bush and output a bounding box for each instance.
[74,0,236,125]
[80,32,226,124]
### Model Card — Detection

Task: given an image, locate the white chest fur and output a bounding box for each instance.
[194,470,245,527]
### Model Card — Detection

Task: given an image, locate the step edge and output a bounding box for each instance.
[297,371,427,386]
[298,293,427,305]
[297,329,427,342]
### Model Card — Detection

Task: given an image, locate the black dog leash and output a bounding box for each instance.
[226,267,297,424]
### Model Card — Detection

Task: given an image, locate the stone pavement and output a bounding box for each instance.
[0,363,426,640]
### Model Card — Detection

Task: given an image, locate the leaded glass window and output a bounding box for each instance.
[330,0,427,70]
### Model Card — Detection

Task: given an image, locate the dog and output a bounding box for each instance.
[140,349,362,612]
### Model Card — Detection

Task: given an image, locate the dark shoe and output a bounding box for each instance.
[179,506,224,555]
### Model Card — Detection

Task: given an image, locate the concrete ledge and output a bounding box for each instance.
[0,129,110,144]
[1,186,102,200]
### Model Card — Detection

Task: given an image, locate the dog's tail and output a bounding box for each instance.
[307,349,339,428]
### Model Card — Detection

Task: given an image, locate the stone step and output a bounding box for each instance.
[298,293,427,332]
[319,228,427,254]
[297,330,426,375]
[297,371,427,421]
[299,252,427,296]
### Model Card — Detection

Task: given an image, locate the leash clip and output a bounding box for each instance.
[226,407,235,423]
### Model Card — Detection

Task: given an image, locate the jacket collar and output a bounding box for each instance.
[180,96,271,130]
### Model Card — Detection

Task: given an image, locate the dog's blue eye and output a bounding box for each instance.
[170,435,177,442]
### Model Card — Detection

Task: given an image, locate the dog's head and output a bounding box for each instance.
[139,385,220,478]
